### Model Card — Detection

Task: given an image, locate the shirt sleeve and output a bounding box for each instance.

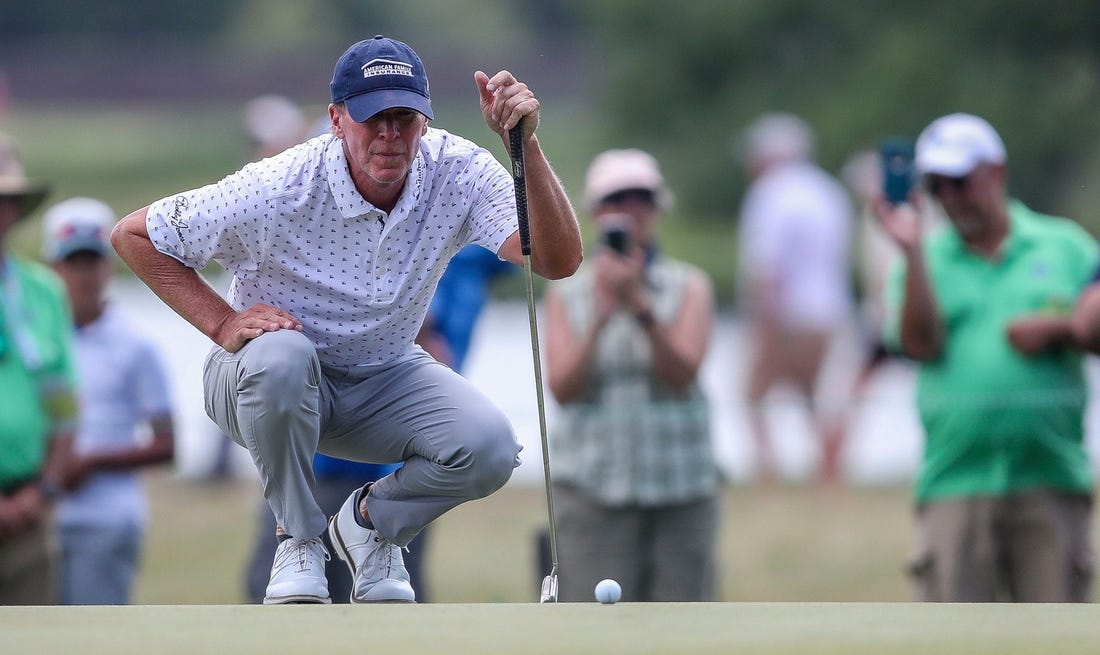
[463,149,519,257]
[146,163,272,274]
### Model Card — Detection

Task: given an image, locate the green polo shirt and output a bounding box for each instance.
[884,201,1098,503]
[0,257,77,490]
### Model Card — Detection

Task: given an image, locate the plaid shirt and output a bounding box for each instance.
[548,256,719,506]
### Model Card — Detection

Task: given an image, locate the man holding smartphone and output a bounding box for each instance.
[876,113,1095,602]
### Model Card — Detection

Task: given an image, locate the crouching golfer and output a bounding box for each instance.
[112,35,581,603]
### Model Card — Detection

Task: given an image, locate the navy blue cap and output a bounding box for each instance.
[330,35,433,122]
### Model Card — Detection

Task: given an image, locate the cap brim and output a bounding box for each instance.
[344,90,434,122]
[50,239,110,263]
[0,185,50,220]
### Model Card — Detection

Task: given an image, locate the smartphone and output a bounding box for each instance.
[879,137,915,205]
[601,224,631,255]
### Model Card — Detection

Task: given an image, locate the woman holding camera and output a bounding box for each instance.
[542,149,720,602]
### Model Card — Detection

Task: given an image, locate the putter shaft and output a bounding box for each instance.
[510,124,559,603]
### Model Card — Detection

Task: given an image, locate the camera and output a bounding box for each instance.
[600,217,632,255]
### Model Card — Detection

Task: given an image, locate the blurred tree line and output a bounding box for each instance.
[573,0,1100,225]
[5,0,1100,227]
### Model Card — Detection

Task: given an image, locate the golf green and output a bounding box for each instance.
[4,602,1100,654]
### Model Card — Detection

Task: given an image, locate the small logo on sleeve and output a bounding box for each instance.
[169,195,190,242]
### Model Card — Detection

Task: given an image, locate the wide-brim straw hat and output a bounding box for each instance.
[0,132,50,220]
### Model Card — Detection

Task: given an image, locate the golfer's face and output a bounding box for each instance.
[338,107,428,187]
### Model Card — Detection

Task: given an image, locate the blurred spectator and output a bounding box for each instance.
[242,94,308,158]
[876,113,1096,602]
[544,149,720,601]
[0,133,76,605]
[42,197,175,605]
[735,113,854,484]
[842,149,894,388]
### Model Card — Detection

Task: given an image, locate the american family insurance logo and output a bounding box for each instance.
[361,59,414,78]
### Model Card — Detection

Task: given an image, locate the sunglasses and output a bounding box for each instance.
[924,173,970,195]
[600,188,657,207]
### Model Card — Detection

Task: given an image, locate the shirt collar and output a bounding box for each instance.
[998,199,1042,261]
[325,134,426,224]
[942,198,1036,261]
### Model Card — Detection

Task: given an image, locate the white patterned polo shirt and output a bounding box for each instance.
[146,128,518,367]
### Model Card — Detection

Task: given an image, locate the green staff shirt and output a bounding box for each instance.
[884,201,1098,503]
[0,257,77,489]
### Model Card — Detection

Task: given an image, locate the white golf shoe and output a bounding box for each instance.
[328,486,416,603]
[262,536,332,604]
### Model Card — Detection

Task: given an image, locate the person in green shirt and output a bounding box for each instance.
[876,114,1096,603]
[0,133,77,605]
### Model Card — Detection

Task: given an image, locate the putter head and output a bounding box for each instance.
[539,574,558,603]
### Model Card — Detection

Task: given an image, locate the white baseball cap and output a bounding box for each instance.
[915,113,1006,177]
[583,148,673,213]
[41,197,116,262]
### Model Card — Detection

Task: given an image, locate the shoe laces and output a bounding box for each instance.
[353,533,406,579]
[274,537,330,575]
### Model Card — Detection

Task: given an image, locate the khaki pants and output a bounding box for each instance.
[0,519,58,605]
[909,489,1093,602]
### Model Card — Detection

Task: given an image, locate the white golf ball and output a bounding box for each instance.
[594,578,622,604]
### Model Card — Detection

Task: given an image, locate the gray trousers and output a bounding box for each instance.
[203,329,521,546]
[58,523,141,605]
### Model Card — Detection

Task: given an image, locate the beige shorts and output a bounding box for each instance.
[909,489,1093,602]
[0,518,58,605]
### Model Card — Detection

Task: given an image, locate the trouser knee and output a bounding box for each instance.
[463,417,520,498]
[237,330,320,414]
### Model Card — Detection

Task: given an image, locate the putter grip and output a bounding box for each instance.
[508,124,531,256]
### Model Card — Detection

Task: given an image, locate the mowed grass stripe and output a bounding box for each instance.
[4,603,1100,655]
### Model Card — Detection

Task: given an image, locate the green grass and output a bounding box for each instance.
[5,602,1100,655]
[3,473,1095,654]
